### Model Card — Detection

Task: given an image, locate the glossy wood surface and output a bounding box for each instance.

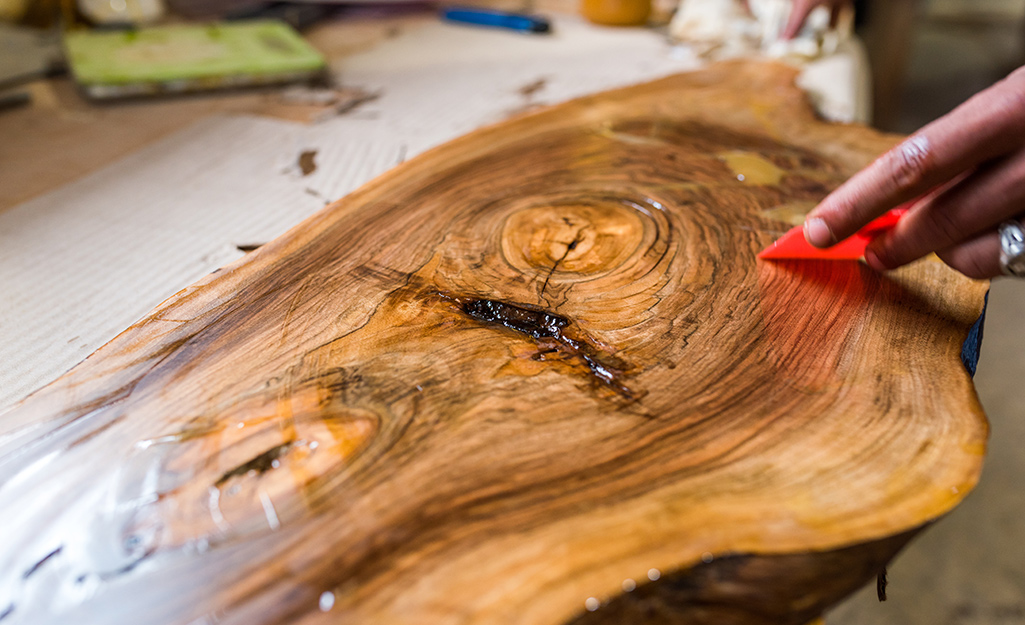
[0,61,988,625]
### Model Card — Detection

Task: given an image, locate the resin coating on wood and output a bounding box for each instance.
[0,62,988,625]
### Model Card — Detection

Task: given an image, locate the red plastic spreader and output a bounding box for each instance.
[758,207,909,260]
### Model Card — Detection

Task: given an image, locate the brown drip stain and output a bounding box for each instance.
[455,297,639,400]
[298,150,317,177]
[517,78,547,98]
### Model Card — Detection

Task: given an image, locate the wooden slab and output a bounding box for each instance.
[0,61,988,625]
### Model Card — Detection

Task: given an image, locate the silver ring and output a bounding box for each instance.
[999,220,1025,277]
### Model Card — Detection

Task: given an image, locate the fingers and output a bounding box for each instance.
[781,0,822,39]
[935,231,1002,280]
[781,0,849,39]
[803,135,932,246]
[865,146,1025,269]
[804,68,1025,248]
[863,229,1001,280]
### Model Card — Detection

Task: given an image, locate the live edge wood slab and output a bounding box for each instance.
[0,61,988,625]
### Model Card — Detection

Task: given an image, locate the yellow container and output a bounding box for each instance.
[581,0,651,26]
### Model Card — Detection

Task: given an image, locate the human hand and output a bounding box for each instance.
[803,65,1025,279]
[781,0,850,39]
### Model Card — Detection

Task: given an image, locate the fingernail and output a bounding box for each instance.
[804,218,835,248]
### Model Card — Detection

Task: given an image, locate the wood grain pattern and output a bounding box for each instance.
[0,61,988,625]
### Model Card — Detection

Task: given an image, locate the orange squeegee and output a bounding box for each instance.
[758,207,908,260]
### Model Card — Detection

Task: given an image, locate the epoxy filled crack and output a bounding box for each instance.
[459,298,637,399]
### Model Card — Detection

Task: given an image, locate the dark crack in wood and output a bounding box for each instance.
[459,298,637,399]
[215,441,294,486]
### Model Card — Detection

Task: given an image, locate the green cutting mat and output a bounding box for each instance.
[64,20,325,98]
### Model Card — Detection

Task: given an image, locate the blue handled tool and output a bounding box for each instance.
[441,7,551,33]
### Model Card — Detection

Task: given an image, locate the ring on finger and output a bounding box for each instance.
[999,219,1025,277]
